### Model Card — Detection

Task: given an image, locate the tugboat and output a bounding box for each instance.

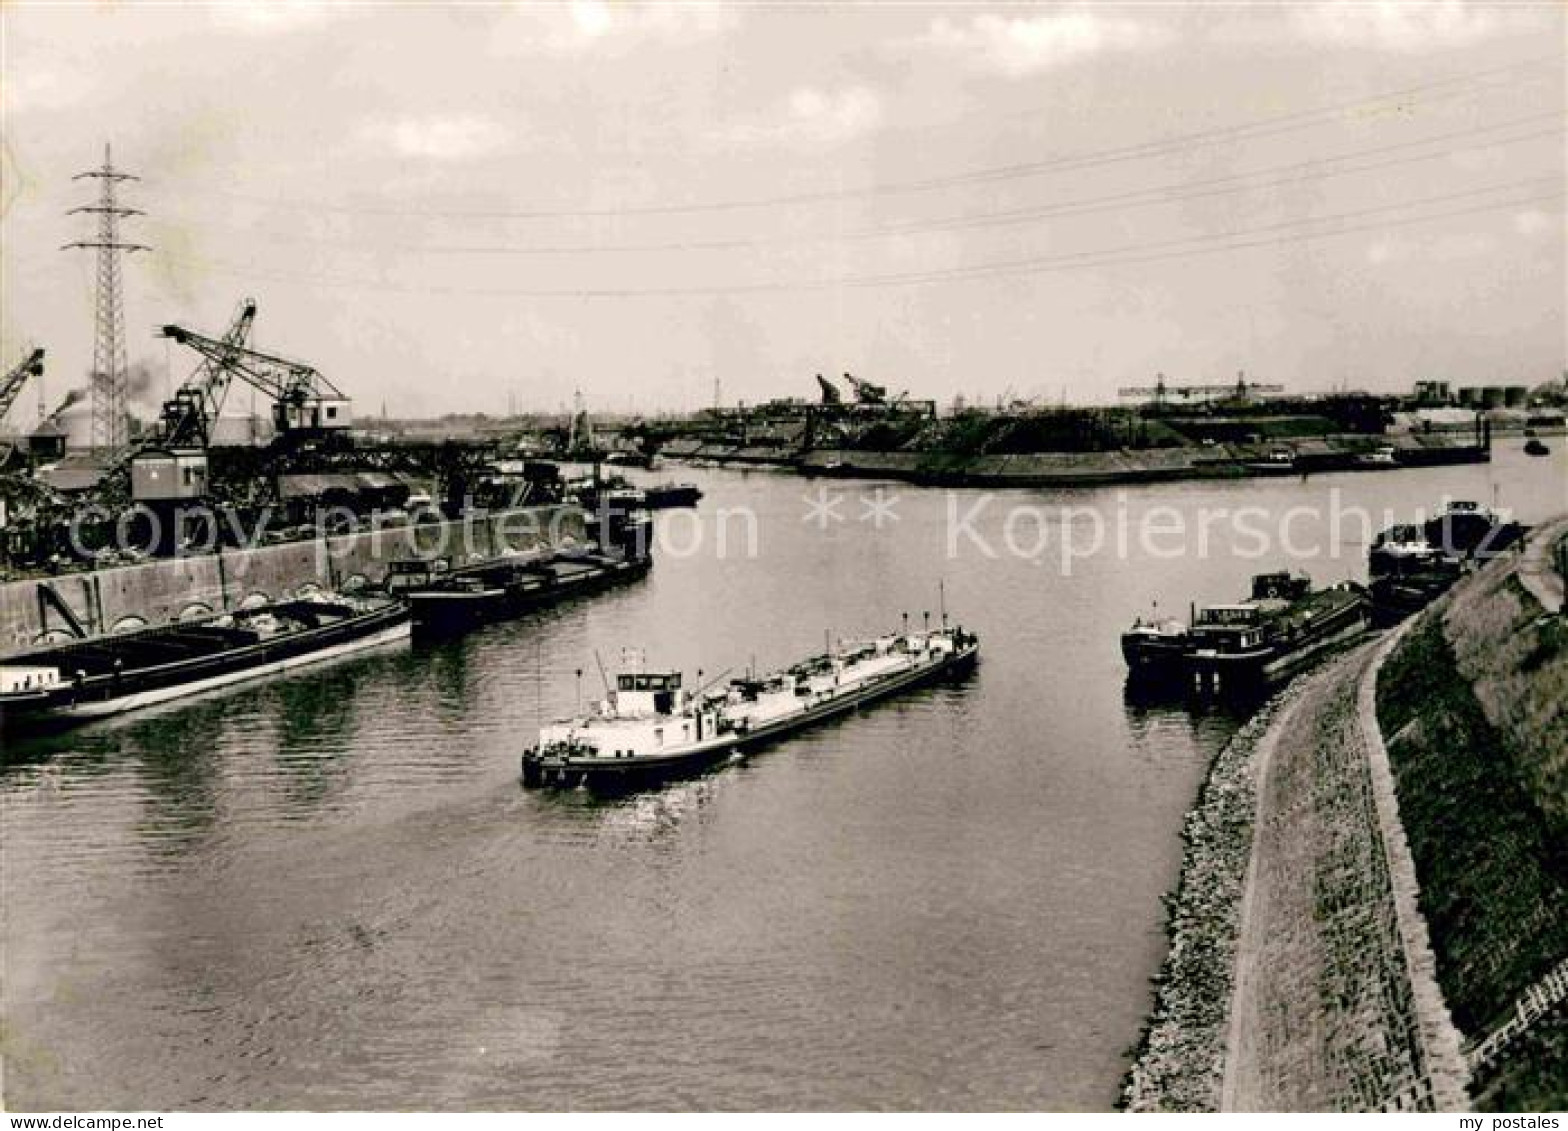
[521,618,979,791]
[0,591,409,735]
[1120,614,1191,678]
[1185,572,1369,696]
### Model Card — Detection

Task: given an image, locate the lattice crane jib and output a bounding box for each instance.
[158,298,258,448]
[160,320,351,438]
[0,348,46,425]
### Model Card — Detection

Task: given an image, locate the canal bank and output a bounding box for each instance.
[662,432,1489,487]
[4,459,1560,1109]
[1376,517,1568,1110]
[0,504,584,657]
[1126,516,1567,1111]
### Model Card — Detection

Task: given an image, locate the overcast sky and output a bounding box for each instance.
[2,2,1563,425]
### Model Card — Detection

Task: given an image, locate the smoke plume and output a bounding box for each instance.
[48,387,87,421]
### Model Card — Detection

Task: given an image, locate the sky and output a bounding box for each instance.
[1,1,1564,430]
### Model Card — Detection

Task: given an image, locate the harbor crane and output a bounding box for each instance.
[161,315,351,440]
[841,372,888,405]
[816,373,843,405]
[80,300,259,507]
[0,347,46,426]
[149,298,257,447]
[1117,370,1284,408]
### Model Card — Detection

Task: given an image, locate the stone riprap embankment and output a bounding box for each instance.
[1121,694,1291,1111]
[1129,516,1568,1112]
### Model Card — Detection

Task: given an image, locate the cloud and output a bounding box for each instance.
[1291,1,1532,52]
[726,85,883,148]
[916,9,1170,77]
[1513,209,1560,238]
[492,2,736,56]
[1366,230,1500,265]
[786,86,883,144]
[1,68,85,115]
[360,115,511,161]
[209,1,347,35]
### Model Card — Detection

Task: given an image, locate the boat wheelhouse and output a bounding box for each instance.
[1186,572,1368,695]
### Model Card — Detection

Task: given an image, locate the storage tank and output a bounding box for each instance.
[1504,385,1528,408]
[1479,386,1506,409]
[1457,387,1482,407]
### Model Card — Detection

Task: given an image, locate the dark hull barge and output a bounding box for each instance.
[1121,572,1370,699]
[1185,574,1369,696]
[0,595,410,735]
[400,505,653,637]
[404,552,651,636]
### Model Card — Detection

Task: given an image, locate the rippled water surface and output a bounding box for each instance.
[3,448,1560,1109]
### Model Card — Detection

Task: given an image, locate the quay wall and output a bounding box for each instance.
[0,504,586,658]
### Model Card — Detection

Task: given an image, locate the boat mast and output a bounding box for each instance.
[939,580,948,628]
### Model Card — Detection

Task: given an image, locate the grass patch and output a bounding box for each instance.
[1376,612,1568,1108]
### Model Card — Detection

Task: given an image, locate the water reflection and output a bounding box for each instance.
[1,448,1559,1110]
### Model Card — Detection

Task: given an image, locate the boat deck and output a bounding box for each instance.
[11,600,362,678]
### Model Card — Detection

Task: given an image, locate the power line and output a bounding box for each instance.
[140,111,1562,257]
[833,181,1564,291]
[62,143,150,449]
[151,177,1561,299]
[133,55,1559,221]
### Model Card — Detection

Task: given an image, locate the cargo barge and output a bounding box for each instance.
[1365,501,1528,622]
[1185,574,1368,695]
[0,593,409,735]
[401,551,651,636]
[1121,571,1369,696]
[641,482,702,509]
[398,503,652,636]
[522,621,979,791]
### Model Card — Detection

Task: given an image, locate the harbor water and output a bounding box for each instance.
[2,447,1561,1109]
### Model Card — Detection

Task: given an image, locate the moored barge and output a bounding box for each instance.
[522,622,979,791]
[1121,571,1369,696]
[1365,501,1528,622]
[641,482,702,509]
[0,593,409,735]
[1185,572,1368,695]
[403,551,651,635]
[400,502,652,636]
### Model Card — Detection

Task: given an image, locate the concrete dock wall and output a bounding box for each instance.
[0,504,586,658]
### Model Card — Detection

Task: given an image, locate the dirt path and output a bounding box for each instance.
[1517,515,1567,615]
[1221,629,1468,1110]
